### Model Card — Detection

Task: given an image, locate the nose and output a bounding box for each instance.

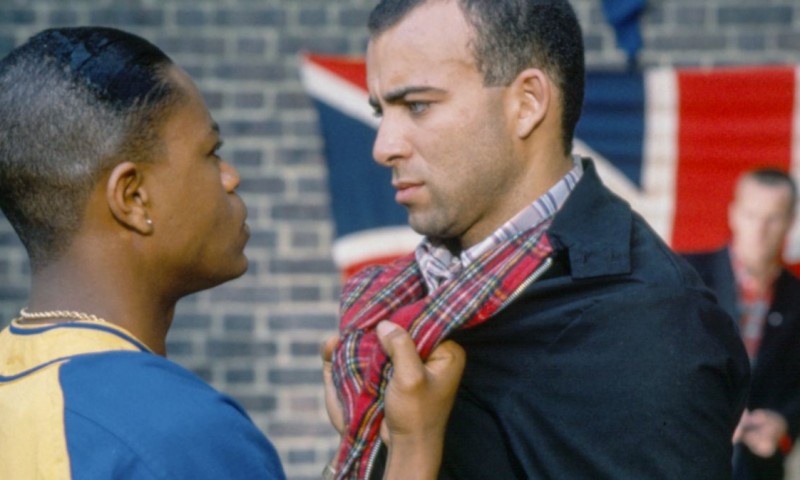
[372,117,410,167]
[220,159,241,192]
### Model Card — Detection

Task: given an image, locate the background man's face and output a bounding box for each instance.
[729,177,794,271]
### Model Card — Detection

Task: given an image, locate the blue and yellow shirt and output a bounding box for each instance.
[0,319,285,479]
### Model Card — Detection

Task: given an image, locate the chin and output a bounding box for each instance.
[209,255,249,288]
[228,255,250,279]
[408,216,438,238]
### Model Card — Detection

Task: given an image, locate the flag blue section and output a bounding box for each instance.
[313,100,408,237]
[576,71,646,187]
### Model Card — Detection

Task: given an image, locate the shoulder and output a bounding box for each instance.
[455,282,748,478]
[60,351,285,479]
[582,284,738,349]
[682,248,729,274]
[549,159,707,290]
[61,350,224,414]
[778,267,800,290]
[531,284,748,422]
[774,268,800,318]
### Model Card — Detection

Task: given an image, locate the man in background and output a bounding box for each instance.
[686,168,800,480]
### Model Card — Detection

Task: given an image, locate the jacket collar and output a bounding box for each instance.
[547,158,633,279]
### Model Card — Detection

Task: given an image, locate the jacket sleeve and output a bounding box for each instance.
[551,286,750,479]
[442,282,751,480]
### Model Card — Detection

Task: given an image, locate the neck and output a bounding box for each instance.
[731,249,781,291]
[740,261,780,285]
[27,257,174,356]
[458,151,574,250]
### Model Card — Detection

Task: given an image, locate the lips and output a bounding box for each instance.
[393,180,423,204]
[233,195,250,244]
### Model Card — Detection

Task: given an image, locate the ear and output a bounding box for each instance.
[106,162,154,235]
[510,68,550,139]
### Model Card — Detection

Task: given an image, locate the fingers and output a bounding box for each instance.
[326,322,467,454]
[377,321,425,386]
[320,335,345,435]
[321,335,338,363]
[376,321,466,479]
[377,320,466,434]
[732,410,748,444]
[376,320,466,381]
[375,321,422,445]
[732,423,743,444]
[736,409,788,457]
[425,340,466,387]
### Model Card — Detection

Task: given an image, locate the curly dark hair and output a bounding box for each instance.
[0,27,183,269]
[368,0,585,156]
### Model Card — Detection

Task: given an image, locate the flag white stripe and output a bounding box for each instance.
[299,57,378,128]
[332,226,422,270]
[641,68,679,245]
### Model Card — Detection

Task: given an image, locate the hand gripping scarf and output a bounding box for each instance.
[330,222,554,479]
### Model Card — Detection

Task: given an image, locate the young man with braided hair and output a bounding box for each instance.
[0,27,464,479]
[324,1,751,478]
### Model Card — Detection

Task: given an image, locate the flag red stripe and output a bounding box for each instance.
[672,66,796,252]
[305,53,368,90]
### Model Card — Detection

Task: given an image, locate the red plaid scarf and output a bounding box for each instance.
[331,222,554,479]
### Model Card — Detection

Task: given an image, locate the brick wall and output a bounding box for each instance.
[0,1,798,479]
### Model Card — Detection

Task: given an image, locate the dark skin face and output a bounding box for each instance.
[141,66,250,299]
[23,65,249,355]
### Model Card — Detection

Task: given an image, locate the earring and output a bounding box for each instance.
[146,218,153,226]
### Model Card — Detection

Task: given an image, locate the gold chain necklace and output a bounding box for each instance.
[17,307,107,324]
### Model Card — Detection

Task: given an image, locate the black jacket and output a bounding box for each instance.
[437,160,750,479]
[685,247,800,479]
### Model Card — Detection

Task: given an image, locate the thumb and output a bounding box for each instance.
[376,321,421,375]
[376,320,465,390]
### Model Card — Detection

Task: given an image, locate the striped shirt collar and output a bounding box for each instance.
[416,156,584,292]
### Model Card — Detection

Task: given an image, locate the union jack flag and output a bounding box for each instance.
[301,55,800,277]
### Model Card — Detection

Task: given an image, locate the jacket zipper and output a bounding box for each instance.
[364,437,382,480]
[500,256,553,311]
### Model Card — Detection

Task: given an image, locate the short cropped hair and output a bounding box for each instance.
[0,27,182,269]
[739,167,798,216]
[368,0,585,156]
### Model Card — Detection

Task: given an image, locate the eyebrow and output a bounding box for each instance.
[368,85,447,109]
